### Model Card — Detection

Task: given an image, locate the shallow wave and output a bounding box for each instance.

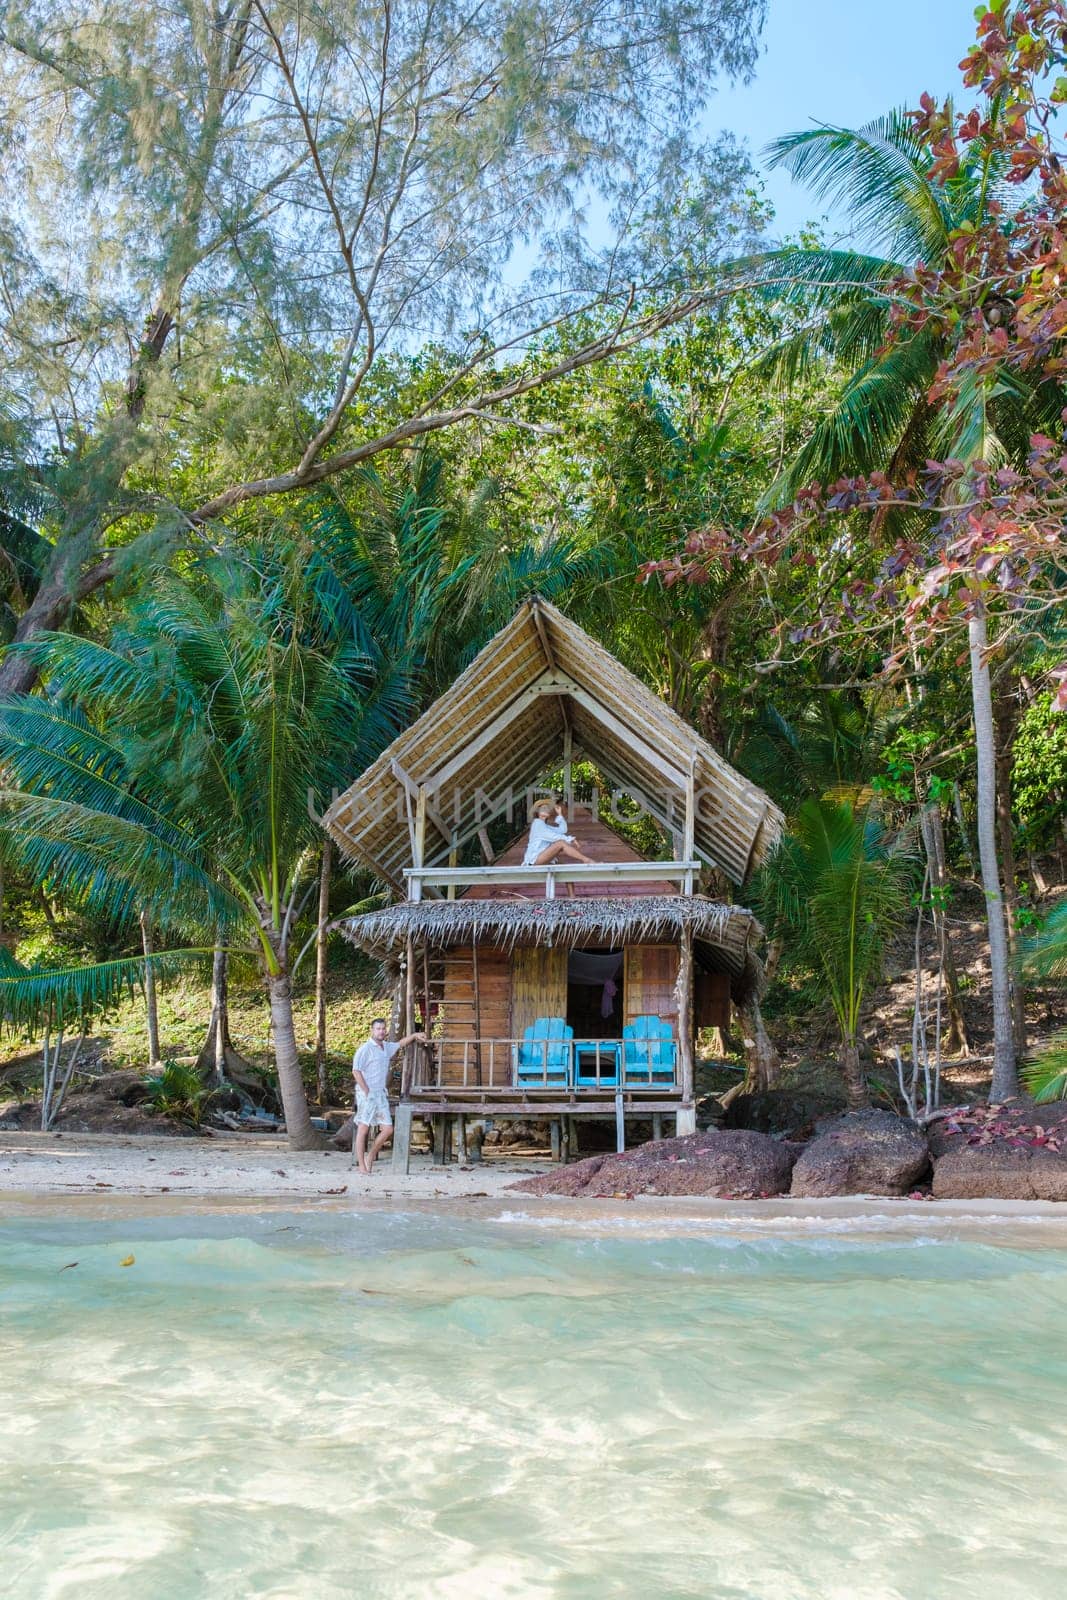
[3,1211,1067,1599]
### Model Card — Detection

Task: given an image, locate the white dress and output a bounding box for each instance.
[522,814,574,866]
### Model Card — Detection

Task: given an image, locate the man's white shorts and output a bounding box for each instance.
[355,1085,393,1128]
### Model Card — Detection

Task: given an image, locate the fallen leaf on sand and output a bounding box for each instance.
[274,1169,287,1176]
[59,1261,79,1272]
[120,1255,135,1267]
[318,1186,347,1195]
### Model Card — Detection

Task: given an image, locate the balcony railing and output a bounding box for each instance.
[403,1037,679,1095]
[404,859,700,901]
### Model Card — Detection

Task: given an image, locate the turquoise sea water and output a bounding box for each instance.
[2,1205,1067,1600]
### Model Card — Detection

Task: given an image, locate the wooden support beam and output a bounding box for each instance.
[530,601,557,670]
[390,759,451,847]
[562,723,573,811]
[412,784,428,902]
[532,601,574,746]
[675,925,697,1135]
[421,674,572,790]
[472,942,482,1087]
[431,1115,448,1165]
[566,683,688,789]
[683,761,696,895]
[404,936,416,1038]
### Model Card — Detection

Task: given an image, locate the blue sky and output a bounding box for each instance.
[710,0,980,240]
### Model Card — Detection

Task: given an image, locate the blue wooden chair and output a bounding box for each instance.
[574,1038,621,1088]
[516,1017,573,1086]
[623,1015,677,1085]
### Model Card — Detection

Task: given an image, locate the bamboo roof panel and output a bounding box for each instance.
[323,598,782,890]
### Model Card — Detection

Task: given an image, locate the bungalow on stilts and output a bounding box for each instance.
[322,598,783,1170]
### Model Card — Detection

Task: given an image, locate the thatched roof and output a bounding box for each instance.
[323,597,783,893]
[339,894,764,1004]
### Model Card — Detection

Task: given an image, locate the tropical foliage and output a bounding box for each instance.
[756,800,917,1107]
[0,545,413,1145]
[0,0,1063,1138]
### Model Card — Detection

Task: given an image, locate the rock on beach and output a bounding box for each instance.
[789,1110,930,1197]
[510,1129,801,1199]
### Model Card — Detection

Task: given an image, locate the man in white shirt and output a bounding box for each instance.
[352,1017,426,1173]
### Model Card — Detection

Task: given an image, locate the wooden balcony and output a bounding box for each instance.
[403,1036,681,1098]
[404,859,701,901]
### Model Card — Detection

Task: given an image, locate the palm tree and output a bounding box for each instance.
[305,446,608,700]
[756,798,916,1108]
[746,109,1063,1100]
[0,545,413,1147]
[755,109,1057,498]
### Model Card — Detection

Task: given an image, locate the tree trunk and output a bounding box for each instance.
[267,969,323,1150]
[841,1040,868,1110]
[994,688,1027,1056]
[194,947,255,1088]
[739,999,780,1092]
[140,911,161,1067]
[0,583,79,699]
[968,606,1017,1100]
[213,946,228,1084]
[314,838,332,1103]
[919,803,970,1056]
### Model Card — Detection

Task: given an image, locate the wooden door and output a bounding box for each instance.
[511,946,567,1044]
[624,945,679,1033]
[695,969,731,1031]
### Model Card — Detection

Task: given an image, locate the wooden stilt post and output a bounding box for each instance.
[615,1092,626,1153]
[404,937,416,1037]
[550,1120,561,1162]
[456,1114,468,1164]
[392,1102,414,1174]
[394,935,418,1174]
[652,1112,663,1141]
[472,941,483,1086]
[675,925,696,1134]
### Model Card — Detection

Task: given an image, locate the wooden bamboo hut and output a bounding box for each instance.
[323,597,783,1168]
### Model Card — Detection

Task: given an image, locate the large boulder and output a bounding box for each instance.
[790,1110,929,1197]
[511,1129,802,1199]
[932,1145,1067,1200]
[929,1102,1067,1199]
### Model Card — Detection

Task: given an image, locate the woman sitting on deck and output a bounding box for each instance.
[522,800,594,867]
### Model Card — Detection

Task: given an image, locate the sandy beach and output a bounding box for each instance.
[5,1131,1067,1241]
[0,1129,549,1201]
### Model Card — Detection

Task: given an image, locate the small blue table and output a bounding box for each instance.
[573,1040,622,1087]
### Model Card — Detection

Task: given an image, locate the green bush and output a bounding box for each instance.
[143,1061,214,1127]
